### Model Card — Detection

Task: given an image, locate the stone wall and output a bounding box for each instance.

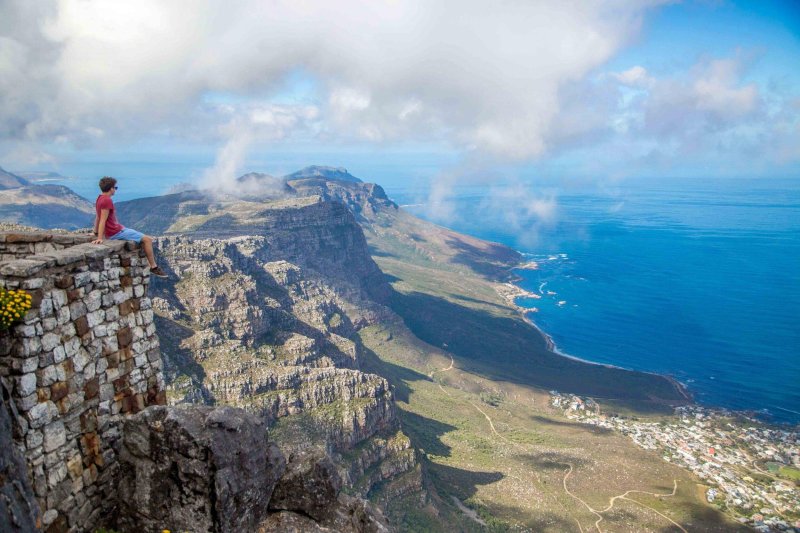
[0,232,165,533]
[0,232,93,262]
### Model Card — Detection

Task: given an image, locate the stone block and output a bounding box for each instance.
[74,316,90,337]
[50,382,69,402]
[50,289,67,308]
[22,277,44,289]
[72,348,90,373]
[118,300,133,316]
[16,392,38,412]
[26,428,44,449]
[0,259,47,277]
[54,275,74,290]
[86,309,105,328]
[52,248,87,266]
[73,271,93,288]
[83,376,100,400]
[116,327,132,348]
[38,365,58,387]
[43,420,66,453]
[112,291,128,305]
[15,355,39,374]
[68,301,87,320]
[15,372,37,397]
[66,288,83,303]
[105,305,119,321]
[16,324,36,338]
[41,509,59,528]
[55,305,70,325]
[41,332,61,352]
[85,290,102,312]
[99,384,114,402]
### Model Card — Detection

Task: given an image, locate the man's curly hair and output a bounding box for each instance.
[99,176,117,192]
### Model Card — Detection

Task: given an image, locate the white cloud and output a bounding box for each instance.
[0,0,664,162]
[201,103,320,191]
[613,65,654,89]
[643,56,761,138]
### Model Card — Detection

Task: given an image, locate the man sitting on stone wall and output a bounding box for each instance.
[91,176,169,278]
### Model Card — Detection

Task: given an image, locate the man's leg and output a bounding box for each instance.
[141,235,157,269]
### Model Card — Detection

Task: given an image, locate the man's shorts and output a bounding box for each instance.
[108,228,145,243]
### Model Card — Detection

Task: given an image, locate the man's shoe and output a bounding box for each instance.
[150,266,168,279]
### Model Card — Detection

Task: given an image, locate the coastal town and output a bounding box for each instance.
[550,392,800,532]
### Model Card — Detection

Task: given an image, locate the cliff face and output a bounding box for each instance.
[146,196,421,511]
[0,378,40,531]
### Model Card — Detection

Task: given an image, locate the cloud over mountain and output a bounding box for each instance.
[1,0,663,162]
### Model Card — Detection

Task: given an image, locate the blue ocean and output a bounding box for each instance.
[387,178,800,425]
[34,168,800,424]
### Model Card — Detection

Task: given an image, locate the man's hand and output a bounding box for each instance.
[92,238,104,245]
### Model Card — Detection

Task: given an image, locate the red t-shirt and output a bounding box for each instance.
[95,194,124,238]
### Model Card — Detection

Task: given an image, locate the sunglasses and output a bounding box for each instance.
[114,186,119,190]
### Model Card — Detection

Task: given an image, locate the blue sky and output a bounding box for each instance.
[1,0,798,190]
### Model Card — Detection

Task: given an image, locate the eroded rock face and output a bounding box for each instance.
[260,494,391,533]
[269,448,343,521]
[145,198,420,512]
[0,378,40,532]
[117,405,285,533]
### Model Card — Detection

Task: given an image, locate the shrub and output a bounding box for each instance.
[0,288,32,330]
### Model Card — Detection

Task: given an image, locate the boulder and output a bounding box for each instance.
[269,448,342,521]
[117,405,285,533]
[260,495,391,533]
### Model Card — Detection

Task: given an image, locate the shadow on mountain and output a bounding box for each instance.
[528,414,613,436]
[521,450,589,471]
[389,289,687,409]
[154,315,205,386]
[117,191,205,235]
[426,460,504,504]
[368,247,398,259]
[382,272,402,284]
[450,293,509,311]
[443,235,520,279]
[400,411,456,458]
[656,501,749,533]
[356,341,431,404]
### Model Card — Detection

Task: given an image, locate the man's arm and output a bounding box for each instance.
[93,213,98,235]
[92,209,110,244]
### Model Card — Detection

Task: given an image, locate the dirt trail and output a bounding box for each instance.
[429,355,687,533]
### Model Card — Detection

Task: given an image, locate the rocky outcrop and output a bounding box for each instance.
[117,405,285,533]
[139,196,421,518]
[286,177,396,223]
[260,495,391,533]
[117,404,390,533]
[0,378,40,532]
[268,448,342,520]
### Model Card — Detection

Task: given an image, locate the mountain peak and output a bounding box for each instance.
[285,166,362,183]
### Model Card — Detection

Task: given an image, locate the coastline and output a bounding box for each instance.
[495,265,695,405]
[500,261,800,424]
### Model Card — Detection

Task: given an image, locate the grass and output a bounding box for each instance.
[780,465,800,482]
[351,207,745,531]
